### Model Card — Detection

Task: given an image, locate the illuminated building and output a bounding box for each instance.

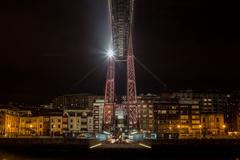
[19,116,44,136]
[50,114,63,136]
[172,91,201,138]
[153,100,180,139]
[193,92,236,132]
[178,100,201,138]
[0,109,19,137]
[236,101,240,132]
[93,99,104,133]
[201,114,225,136]
[43,116,51,136]
[63,112,81,135]
[137,94,159,132]
[64,110,93,134]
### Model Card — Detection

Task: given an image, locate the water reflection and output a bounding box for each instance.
[0,150,239,160]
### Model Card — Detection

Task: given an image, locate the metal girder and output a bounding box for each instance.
[104,0,138,132]
[109,0,134,59]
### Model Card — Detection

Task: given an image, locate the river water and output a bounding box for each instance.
[0,149,240,160]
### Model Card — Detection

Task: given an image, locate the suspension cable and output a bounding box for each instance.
[65,59,107,94]
[134,56,170,91]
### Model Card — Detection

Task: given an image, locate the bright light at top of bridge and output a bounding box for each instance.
[107,49,114,58]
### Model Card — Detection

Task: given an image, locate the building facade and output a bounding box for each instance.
[19,116,44,136]
[0,109,19,136]
[137,94,159,132]
[92,99,104,133]
[153,100,180,139]
[201,114,225,136]
[53,94,102,110]
[50,115,63,136]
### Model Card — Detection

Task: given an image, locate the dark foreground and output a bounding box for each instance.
[1,139,240,160]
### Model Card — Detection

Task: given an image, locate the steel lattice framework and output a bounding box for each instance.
[104,0,137,131]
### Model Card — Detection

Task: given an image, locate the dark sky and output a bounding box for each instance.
[1,0,240,103]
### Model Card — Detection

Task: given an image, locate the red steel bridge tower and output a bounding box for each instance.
[104,0,137,132]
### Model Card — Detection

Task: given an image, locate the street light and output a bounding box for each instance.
[29,124,33,136]
[199,125,202,138]
[7,124,10,137]
[222,124,227,136]
[107,49,114,58]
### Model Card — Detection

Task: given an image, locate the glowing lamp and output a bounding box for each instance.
[107,49,114,58]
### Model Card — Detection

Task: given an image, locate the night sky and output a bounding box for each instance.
[1,0,240,103]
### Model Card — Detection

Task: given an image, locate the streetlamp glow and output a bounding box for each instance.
[107,49,114,58]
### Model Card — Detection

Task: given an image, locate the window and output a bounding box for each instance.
[95,121,99,124]
[192,115,200,119]
[160,110,167,114]
[192,105,199,109]
[58,125,61,128]
[180,115,188,119]
[170,110,177,114]
[216,118,219,122]
[58,119,61,123]
[192,120,200,124]
[40,125,42,128]
[70,125,73,129]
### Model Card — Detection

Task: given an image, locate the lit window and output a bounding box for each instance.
[161,110,167,114]
[180,115,188,119]
[192,105,199,109]
[192,115,200,119]
[192,120,200,124]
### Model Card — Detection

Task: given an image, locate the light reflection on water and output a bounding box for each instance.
[0,150,239,160]
[0,151,74,160]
